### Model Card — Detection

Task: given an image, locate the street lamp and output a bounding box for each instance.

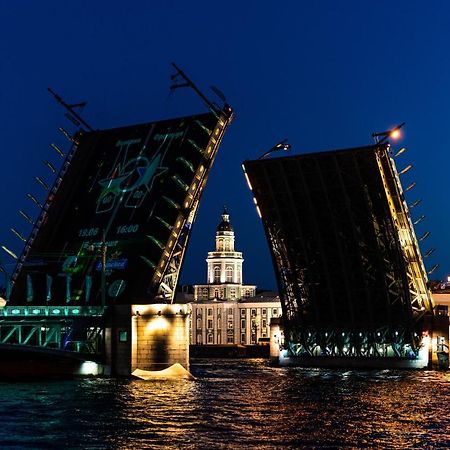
[258,139,291,160]
[372,122,405,144]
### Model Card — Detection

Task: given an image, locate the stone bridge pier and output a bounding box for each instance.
[105,304,190,376]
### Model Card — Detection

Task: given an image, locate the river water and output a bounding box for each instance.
[0,359,449,449]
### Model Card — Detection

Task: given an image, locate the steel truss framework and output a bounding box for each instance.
[0,306,104,356]
[156,111,234,302]
[244,144,433,360]
[9,106,233,308]
[2,107,233,356]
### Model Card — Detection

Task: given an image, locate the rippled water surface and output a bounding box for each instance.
[0,359,449,449]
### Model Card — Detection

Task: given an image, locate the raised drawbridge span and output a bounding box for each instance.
[243,143,439,368]
[0,68,233,375]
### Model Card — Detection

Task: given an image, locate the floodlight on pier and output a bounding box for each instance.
[424,248,435,257]
[428,264,439,275]
[410,198,422,209]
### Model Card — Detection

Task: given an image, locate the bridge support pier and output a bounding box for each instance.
[105,304,190,376]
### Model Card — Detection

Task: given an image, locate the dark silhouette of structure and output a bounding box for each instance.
[243,143,435,366]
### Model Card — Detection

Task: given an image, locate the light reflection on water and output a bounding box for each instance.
[0,359,449,449]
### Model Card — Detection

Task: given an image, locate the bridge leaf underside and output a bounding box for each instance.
[244,145,432,359]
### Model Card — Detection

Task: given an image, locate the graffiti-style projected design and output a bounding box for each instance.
[10,110,233,306]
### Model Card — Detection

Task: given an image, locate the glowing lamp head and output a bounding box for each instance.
[390,129,401,139]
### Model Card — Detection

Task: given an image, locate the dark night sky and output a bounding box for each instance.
[0,1,449,291]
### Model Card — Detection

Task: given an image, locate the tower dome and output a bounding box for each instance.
[193,206,256,302]
[217,207,233,232]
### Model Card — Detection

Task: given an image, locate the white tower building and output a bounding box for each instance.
[194,208,256,301]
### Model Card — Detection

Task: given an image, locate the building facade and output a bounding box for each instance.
[190,294,282,345]
[190,208,281,345]
[194,208,256,301]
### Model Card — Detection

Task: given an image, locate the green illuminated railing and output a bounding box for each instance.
[0,306,106,318]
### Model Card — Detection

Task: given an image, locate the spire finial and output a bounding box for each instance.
[222,205,229,221]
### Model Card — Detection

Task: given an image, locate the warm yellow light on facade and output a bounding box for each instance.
[145,316,169,333]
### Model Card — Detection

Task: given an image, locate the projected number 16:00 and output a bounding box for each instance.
[116,224,139,234]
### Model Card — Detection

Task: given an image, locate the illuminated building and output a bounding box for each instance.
[190,292,282,345]
[190,209,281,346]
[429,280,450,368]
[194,208,256,301]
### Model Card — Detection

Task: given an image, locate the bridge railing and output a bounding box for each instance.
[0,305,105,318]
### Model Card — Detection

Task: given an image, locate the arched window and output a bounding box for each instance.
[217,239,223,251]
[224,240,230,251]
[226,266,233,283]
[214,267,221,283]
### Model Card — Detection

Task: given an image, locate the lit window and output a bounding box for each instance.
[214,267,221,283]
[208,334,213,343]
[226,266,233,283]
[119,331,128,342]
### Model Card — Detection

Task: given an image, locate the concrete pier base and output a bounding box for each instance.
[105,304,189,376]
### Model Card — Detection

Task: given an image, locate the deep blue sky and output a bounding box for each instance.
[0,1,449,290]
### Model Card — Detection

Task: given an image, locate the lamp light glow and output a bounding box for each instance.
[390,129,401,139]
[1,245,18,260]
